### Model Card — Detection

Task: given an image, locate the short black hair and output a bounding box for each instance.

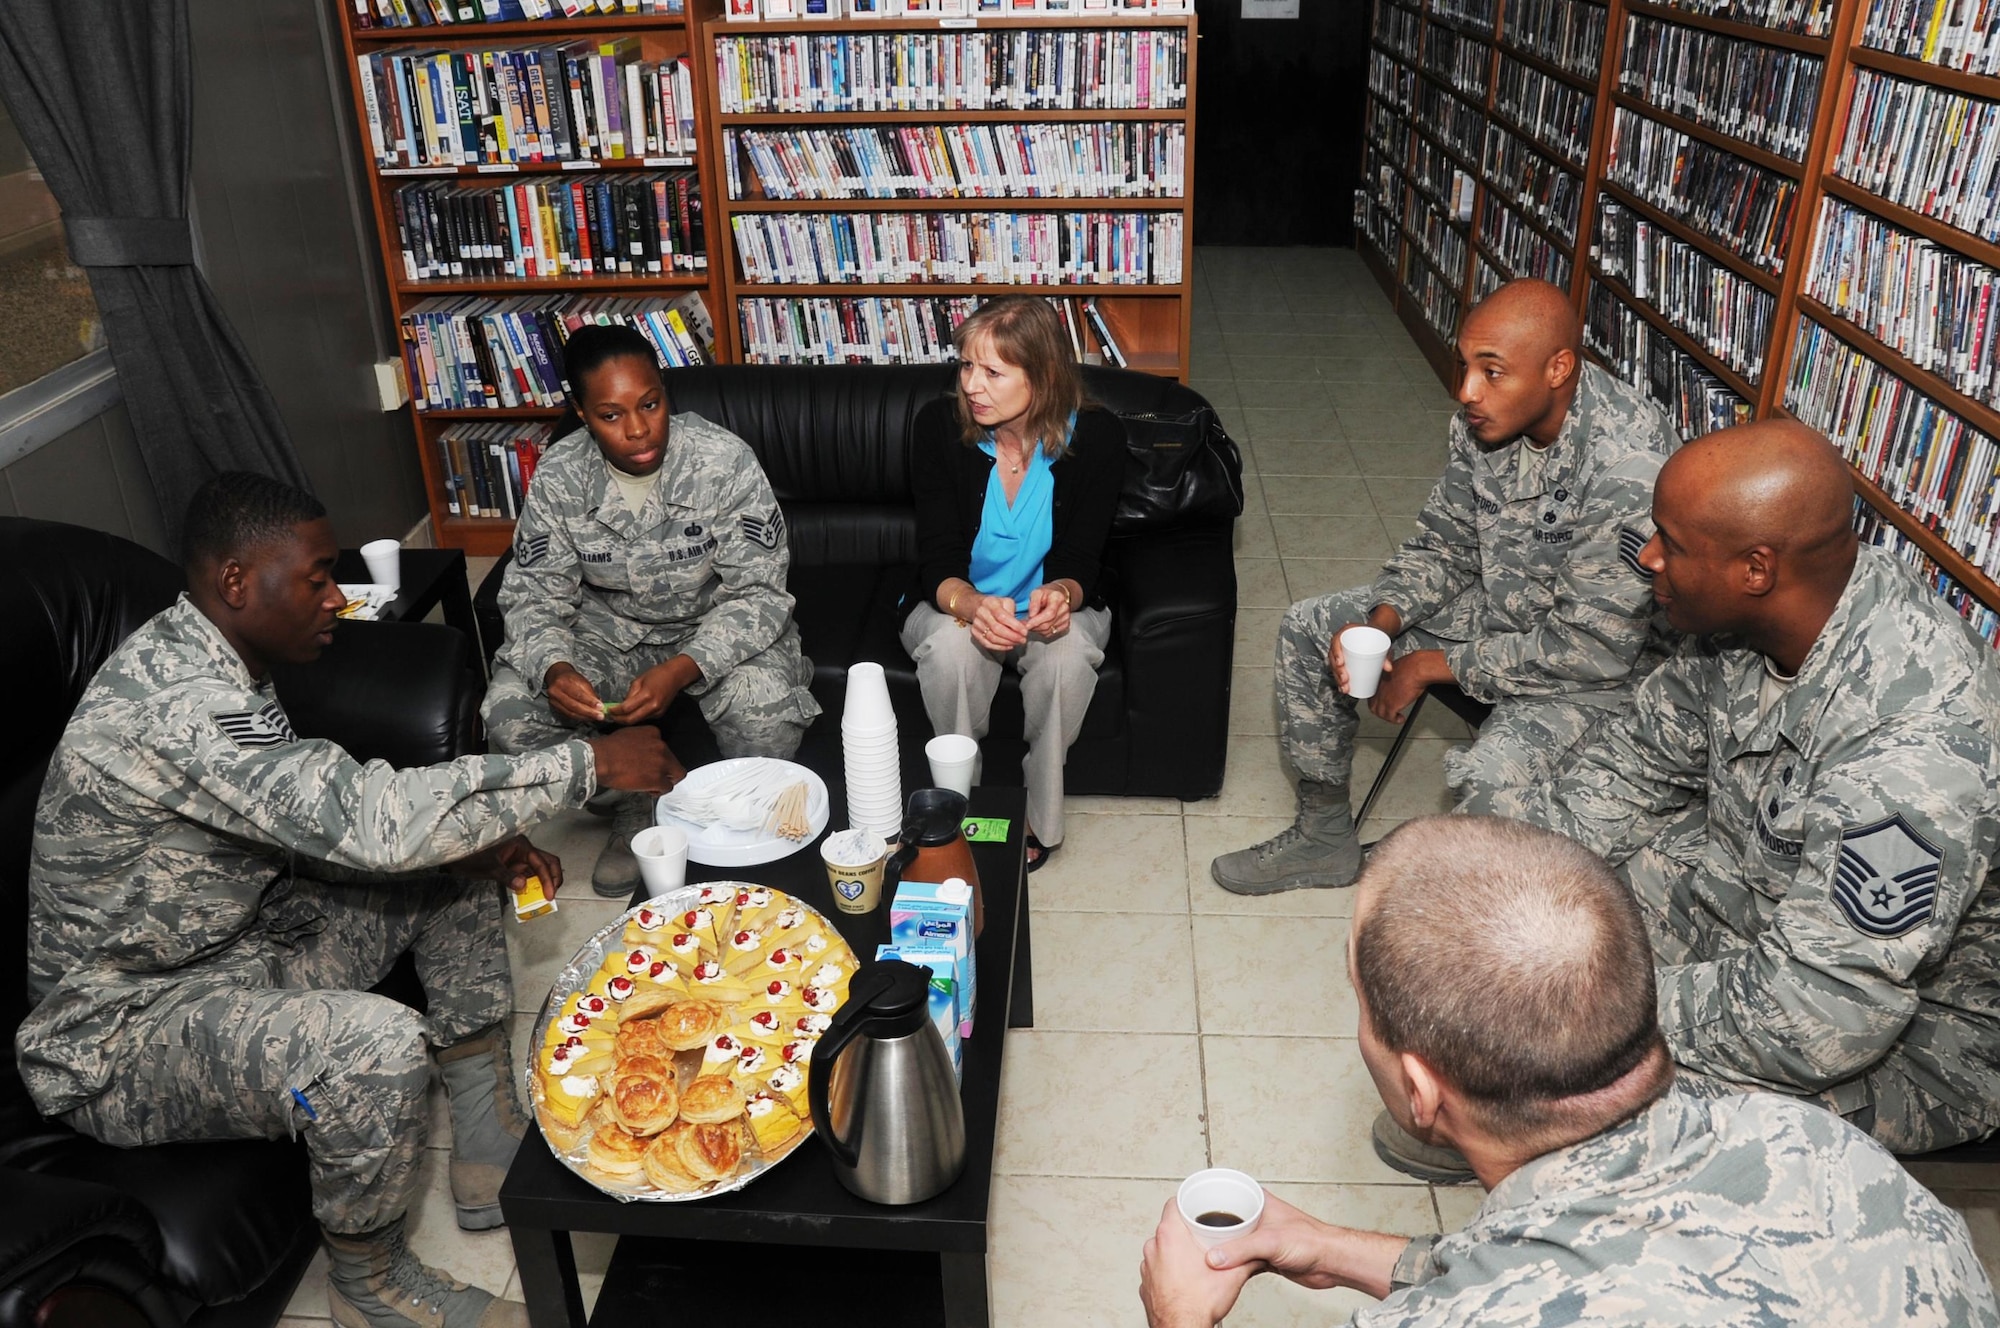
[563,322,664,401]
[181,471,327,571]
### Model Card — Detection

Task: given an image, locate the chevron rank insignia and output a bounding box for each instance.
[213,702,297,751]
[515,533,550,568]
[1618,526,1650,577]
[1833,813,1942,938]
[740,507,786,551]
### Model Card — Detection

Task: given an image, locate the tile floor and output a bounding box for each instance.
[278,246,2000,1326]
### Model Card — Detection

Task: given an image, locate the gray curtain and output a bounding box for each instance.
[0,0,312,546]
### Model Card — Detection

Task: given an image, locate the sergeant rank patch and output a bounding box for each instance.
[213,702,298,751]
[1833,813,1942,938]
[515,533,550,568]
[1619,526,1650,577]
[740,507,786,550]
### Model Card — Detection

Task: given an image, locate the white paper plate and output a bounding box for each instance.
[655,758,830,867]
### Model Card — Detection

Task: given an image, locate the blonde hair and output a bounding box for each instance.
[951,297,1085,459]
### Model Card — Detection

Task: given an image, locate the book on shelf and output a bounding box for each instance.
[1591,195,1776,382]
[1603,106,1800,270]
[1832,69,2000,244]
[1855,511,2000,647]
[400,293,716,410]
[1081,297,1126,367]
[355,0,683,27]
[1479,193,1574,286]
[723,0,1184,16]
[359,46,697,170]
[1407,189,1470,284]
[1494,55,1595,169]
[1419,25,1493,99]
[1633,0,1834,37]
[1788,315,2000,575]
[1860,0,2000,76]
[390,170,704,279]
[712,28,1189,114]
[1504,0,1608,82]
[1585,279,1753,437]
[1618,15,1823,162]
[1802,194,2000,409]
[1369,49,1418,113]
[722,121,1187,201]
[1483,121,1581,242]
[1431,0,1499,35]
[737,294,980,362]
[1374,2,1421,57]
[436,420,554,520]
[728,209,1184,284]
[1416,77,1487,161]
[1400,242,1463,340]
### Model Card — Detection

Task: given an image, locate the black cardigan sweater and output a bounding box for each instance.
[908,396,1125,614]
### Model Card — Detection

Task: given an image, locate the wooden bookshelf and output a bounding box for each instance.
[331,0,730,555]
[703,11,1197,376]
[1359,0,2000,633]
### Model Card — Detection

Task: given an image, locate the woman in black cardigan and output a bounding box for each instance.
[901,297,1124,870]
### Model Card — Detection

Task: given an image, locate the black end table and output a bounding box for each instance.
[334,547,480,654]
[501,784,1033,1328]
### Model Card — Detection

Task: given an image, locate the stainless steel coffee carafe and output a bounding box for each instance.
[807,959,966,1205]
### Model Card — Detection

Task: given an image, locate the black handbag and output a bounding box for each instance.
[1111,403,1246,533]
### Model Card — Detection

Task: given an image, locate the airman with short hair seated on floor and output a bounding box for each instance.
[1142,814,1996,1328]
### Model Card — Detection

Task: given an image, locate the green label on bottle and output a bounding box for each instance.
[961,816,1011,843]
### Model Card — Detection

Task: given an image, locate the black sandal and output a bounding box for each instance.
[1026,833,1059,873]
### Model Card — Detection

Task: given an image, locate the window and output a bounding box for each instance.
[0,99,104,396]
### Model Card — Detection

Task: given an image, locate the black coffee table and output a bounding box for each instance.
[500,783,1033,1328]
[333,547,480,652]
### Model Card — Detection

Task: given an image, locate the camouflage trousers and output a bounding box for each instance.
[65,873,513,1235]
[1627,841,1996,1154]
[1274,585,1619,805]
[486,623,819,759]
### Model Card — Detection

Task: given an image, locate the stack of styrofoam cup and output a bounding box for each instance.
[843,662,903,841]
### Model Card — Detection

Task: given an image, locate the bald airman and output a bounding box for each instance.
[1213,278,1680,898]
[1472,420,2000,1154]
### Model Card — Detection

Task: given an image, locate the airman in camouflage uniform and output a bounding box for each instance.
[1143,814,1998,1328]
[21,595,591,1234]
[1214,281,1678,895]
[1354,1093,1996,1327]
[1473,422,2000,1153]
[483,415,819,763]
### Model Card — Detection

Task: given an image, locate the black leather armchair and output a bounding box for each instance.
[0,518,483,1328]
[475,363,1240,800]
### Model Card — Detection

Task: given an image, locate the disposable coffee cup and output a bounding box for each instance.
[359,538,402,592]
[1339,626,1393,699]
[844,661,895,730]
[631,824,689,895]
[925,733,979,797]
[821,827,890,915]
[1175,1168,1265,1251]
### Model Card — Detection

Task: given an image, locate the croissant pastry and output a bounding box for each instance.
[657,998,729,1051]
[585,1122,649,1179]
[679,1074,747,1125]
[614,1016,669,1062]
[676,1119,746,1181]
[641,1128,707,1193]
[608,1054,680,1135]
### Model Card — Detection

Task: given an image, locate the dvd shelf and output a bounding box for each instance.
[1504,0,1609,80]
[1422,24,1496,95]
[1618,15,1823,160]
[703,10,1197,376]
[1360,0,2000,637]
[1858,0,2000,74]
[1831,69,2000,243]
[334,0,729,552]
[1378,0,1424,54]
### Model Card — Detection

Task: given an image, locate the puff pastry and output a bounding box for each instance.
[614,1016,670,1062]
[676,1119,746,1180]
[585,1122,649,1178]
[656,998,728,1051]
[679,1074,746,1125]
[607,1054,680,1135]
[641,1128,707,1193]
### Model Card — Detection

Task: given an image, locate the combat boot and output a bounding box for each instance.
[1210,780,1364,894]
[436,1024,526,1231]
[1371,1110,1475,1184]
[591,795,650,898]
[324,1218,526,1328]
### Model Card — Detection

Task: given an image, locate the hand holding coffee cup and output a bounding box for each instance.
[1336,626,1394,700]
[1175,1167,1266,1251]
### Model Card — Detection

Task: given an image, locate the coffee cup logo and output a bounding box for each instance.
[835,876,865,902]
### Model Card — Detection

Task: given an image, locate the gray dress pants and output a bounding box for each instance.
[900,602,1112,846]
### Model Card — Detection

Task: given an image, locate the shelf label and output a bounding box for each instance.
[561,159,603,171]
[476,163,520,174]
[381,166,455,176]
[940,17,977,27]
[643,156,694,166]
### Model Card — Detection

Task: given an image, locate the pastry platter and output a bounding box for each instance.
[654,757,831,868]
[526,882,859,1201]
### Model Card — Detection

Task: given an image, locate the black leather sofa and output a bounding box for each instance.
[475,363,1241,801]
[0,518,485,1328]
